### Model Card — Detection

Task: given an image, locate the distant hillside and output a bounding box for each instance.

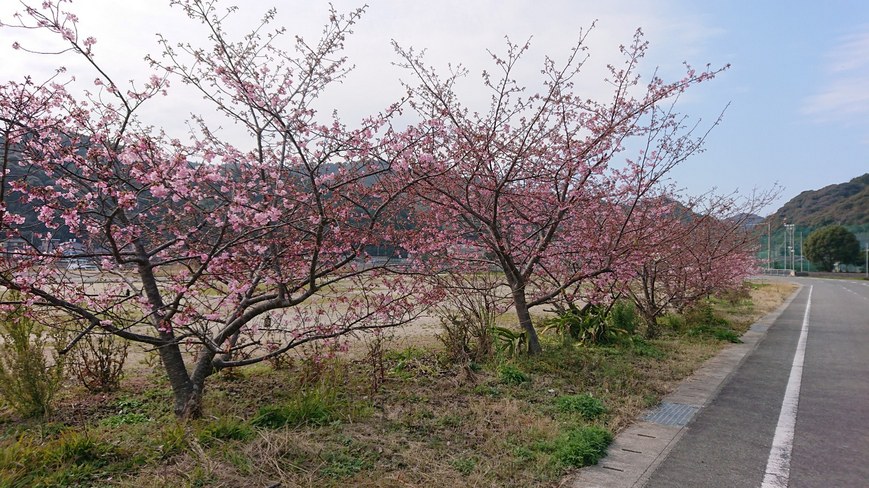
[768,173,869,227]
[730,213,764,229]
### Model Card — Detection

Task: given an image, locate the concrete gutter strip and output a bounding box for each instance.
[565,284,802,488]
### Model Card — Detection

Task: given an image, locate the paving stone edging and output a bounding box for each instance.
[565,284,803,488]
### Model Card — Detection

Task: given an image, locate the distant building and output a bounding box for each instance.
[1,237,29,256]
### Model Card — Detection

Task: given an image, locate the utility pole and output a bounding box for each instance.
[782,220,787,272]
[799,231,804,273]
[783,223,795,274]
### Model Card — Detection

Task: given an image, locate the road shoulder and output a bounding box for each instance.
[566,283,803,488]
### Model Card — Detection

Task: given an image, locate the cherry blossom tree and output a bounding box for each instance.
[395,29,727,353]
[622,191,770,337]
[0,1,428,418]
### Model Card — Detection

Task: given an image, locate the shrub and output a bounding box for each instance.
[661,313,685,332]
[608,300,638,335]
[438,313,494,364]
[433,273,500,364]
[0,300,66,418]
[553,426,612,468]
[498,363,530,385]
[556,394,606,420]
[68,330,128,393]
[491,326,527,358]
[541,303,629,345]
[683,302,728,328]
[682,302,742,343]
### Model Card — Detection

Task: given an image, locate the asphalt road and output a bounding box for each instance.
[644,278,869,487]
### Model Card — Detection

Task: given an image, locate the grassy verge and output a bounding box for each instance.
[0,281,796,487]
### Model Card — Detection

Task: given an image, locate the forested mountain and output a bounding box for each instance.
[768,173,869,227]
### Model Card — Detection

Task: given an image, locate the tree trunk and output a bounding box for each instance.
[173,349,221,419]
[136,248,200,417]
[511,286,542,354]
[179,381,205,419]
[642,310,659,339]
[156,341,196,418]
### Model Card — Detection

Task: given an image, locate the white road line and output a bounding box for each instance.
[761,285,813,488]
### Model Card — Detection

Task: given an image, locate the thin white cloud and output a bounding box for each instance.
[804,78,869,116]
[829,30,869,72]
[803,26,869,121]
[0,0,717,143]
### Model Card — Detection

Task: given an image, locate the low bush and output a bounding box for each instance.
[682,302,742,343]
[432,272,501,364]
[491,326,527,358]
[555,394,606,420]
[683,302,729,328]
[498,363,530,385]
[608,300,639,336]
[0,300,66,418]
[552,426,613,468]
[68,330,128,393]
[438,313,494,364]
[541,303,632,345]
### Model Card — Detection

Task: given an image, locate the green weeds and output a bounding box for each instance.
[450,454,478,475]
[319,444,376,478]
[550,426,613,468]
[198,417,254,445]
[251,387,348,429]
[499,363,530,385]
[555,394,606,421]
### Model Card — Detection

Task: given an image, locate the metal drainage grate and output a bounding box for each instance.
[643,402,699,426]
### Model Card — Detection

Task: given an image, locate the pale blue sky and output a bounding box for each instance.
[666,1,869,215]
[1,1,867,215]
